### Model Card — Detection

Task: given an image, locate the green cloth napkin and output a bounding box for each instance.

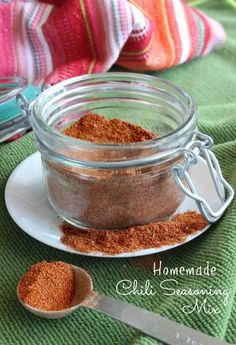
[0,1,236,344]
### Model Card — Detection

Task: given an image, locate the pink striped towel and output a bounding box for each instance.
[0,0,226,85]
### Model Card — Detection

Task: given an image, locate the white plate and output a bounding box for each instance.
[5,152,221,258]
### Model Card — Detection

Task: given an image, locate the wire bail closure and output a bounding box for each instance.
[16,94,31,122]
[172,130,234,223]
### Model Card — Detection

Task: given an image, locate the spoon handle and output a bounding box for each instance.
[88,294,229,345]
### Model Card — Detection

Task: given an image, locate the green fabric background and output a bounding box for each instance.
[0,1,236,344]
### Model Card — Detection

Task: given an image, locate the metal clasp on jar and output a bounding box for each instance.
[172,130,234,223]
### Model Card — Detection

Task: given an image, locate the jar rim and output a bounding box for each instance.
[32,73,197,150]
[0,76,27,105]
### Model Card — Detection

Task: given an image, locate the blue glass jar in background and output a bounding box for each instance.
[0,77,39,143]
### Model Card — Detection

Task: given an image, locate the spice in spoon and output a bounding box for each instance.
[18,261,75,311]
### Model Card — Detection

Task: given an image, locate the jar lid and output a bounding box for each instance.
[0,77,39,142]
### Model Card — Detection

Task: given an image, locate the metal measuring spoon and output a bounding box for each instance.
[17,264,229,345]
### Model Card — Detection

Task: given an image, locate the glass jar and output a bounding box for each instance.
[28,73,234,229]
[0,77,38,143]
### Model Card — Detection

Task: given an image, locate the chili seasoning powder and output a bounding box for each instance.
[47,112,184,229]
[18,261,75,311]
[63,113,156,143]
[61,212,208,255]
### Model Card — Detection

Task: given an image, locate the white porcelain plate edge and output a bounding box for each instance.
[5,152,220,258]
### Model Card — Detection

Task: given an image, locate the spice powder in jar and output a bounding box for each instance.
[46,113,185,229]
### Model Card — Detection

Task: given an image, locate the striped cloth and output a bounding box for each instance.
[0,0,226,85]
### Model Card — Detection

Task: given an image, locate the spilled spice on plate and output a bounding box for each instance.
[18,261,75,311]
[61,212,208,255]
[63,112,156,143]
